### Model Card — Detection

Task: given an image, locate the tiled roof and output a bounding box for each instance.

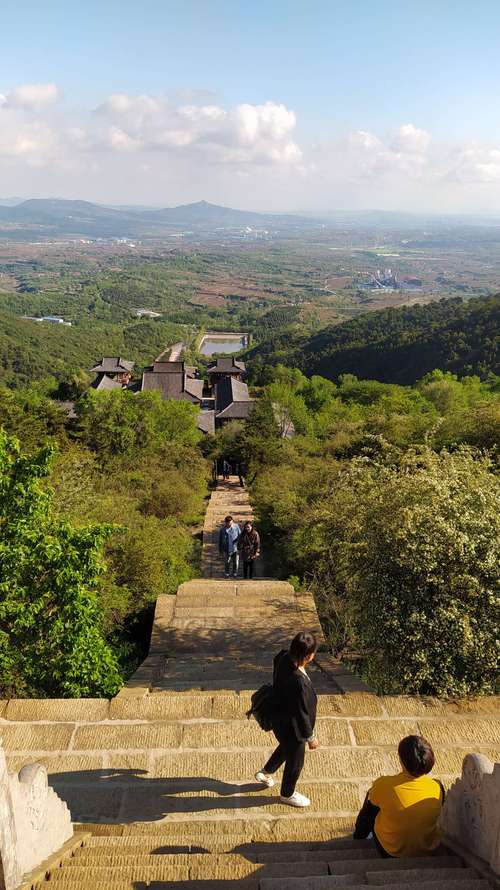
[141,370,184,398]
[215,377,252,412]
[151,360,185,374]
[215,377,253,420]
[91,374,124,391]
[208,357,246,373]
[197,410,216,435]
[90,357,134,374]
[216,400,254,420]
[141,370,203,403]
[184,377,204,401]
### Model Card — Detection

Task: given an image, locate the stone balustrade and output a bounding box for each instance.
[0,740,72,890]
[440,752,500,881]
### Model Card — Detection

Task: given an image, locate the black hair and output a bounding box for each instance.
[289,631,317,666]
[224,515,233,523]
[398,735,435,777]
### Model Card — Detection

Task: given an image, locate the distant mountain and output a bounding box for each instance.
[0,198,316,240]
[0,197,24,207]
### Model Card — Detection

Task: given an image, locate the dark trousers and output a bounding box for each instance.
[263,722,305,797]
[353,793,391,858]
[243,560,254,579]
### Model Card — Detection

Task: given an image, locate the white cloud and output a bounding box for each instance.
[390,123,431,154]
[6,82,61,111]
[2,83,500,211]
[92,93,302,165]
[445,145,500,183]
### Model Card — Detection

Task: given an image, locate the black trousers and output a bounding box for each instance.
[353,793,391,858]
[263,722,305,797]
[243,560,254,579]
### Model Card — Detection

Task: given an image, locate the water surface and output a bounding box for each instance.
[200,336,246,356]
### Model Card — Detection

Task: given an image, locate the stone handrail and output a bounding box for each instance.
[0,741,72,890]
[440,753,500,881]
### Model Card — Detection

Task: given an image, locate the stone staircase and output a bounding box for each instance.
[3,478,498,889]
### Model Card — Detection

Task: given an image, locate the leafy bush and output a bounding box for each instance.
[0,430,122,697]
[300,448,499,696]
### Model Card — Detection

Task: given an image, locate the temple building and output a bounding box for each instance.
[87,350,253,433]
[214,376,253,426]
[141,360,204,405]
[89,357,135,390]
[207,357,246,387]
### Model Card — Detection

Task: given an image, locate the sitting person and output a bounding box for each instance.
[354,735,444,858]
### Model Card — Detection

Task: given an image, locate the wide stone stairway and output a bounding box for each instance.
[2,479,498,888]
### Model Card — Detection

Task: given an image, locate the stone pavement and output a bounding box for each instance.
[1,477,498,889]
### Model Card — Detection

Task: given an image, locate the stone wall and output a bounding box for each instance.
[0,741,72,890]
[440,753,500,879]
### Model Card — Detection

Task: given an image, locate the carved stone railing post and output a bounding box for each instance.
[439,753,500,879]
[0,740,73,889]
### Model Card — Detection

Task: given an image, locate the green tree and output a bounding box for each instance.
[75,389,201,456]
[0,429,122,697]
[302,448,499,696]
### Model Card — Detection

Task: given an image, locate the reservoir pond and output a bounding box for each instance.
[200,335,247,356]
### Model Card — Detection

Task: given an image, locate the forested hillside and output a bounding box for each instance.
[249,295,499,384]
[0,312,185,388]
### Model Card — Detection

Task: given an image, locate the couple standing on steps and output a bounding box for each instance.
[218,515,261,579]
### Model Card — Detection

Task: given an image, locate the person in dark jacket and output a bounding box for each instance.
[255,631,319,807]
[237,521,261,579]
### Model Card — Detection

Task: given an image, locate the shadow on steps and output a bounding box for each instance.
[51,769,332,822]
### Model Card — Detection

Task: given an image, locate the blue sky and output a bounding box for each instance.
[1,0,500,210]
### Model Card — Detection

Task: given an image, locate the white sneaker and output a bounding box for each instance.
[280,791,310,807]
[255,771,275,788]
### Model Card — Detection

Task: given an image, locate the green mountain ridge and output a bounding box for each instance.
[250,295,500,384]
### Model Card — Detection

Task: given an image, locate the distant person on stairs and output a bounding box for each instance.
[222,459,231,481]
[237,521,261,579]
[255,631,319,808]
[218,515,241,578]
[353,735,444,857]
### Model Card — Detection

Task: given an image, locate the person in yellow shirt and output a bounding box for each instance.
[354,735,444,858]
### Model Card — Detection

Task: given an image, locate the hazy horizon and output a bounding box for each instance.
[2,1,500,214]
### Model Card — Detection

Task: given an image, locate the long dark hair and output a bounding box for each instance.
[289,631,317,666]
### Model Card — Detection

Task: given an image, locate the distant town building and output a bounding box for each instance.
[22,315,72,326]
[133,308,162,318]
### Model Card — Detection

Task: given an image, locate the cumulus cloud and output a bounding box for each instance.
[445,145,500,183]
[340,122,434,183]
[92,93,302,165]
[2,82,500,211]
[6,82,61,110]
[390,123,431,154]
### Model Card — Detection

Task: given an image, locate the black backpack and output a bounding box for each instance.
[246,683,274,731]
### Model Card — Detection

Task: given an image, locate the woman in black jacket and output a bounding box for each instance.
[255,631,319,807]
[237,521,261,579]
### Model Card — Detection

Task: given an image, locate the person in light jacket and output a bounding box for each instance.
[255,631,319,808]
[237,521,260,579]
[218,515,241,577]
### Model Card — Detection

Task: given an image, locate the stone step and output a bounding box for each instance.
[67,853,332,877]
[83,835,374,853]
[80,844,380,862]
[260,879,488,890]
[53,779,363,822]
[90,815,355,841]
